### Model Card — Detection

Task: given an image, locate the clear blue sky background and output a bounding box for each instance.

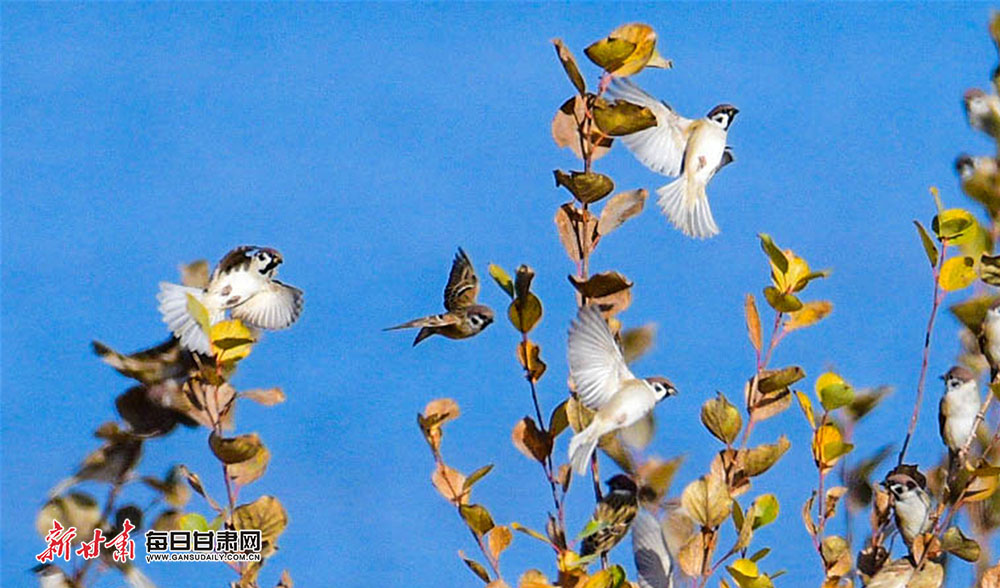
[4,3,1000,587]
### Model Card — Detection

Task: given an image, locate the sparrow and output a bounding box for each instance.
[579,474,639,561]
[938,366,980,466]
[157,246,303,355]
[567,305,676,475]
[632,509,674,588]
[963,88,1000,139]
[384,248,494,346]
[884,467,932,549]
[91,338,195,386]
[32,565,72,588]
[955,154,1000,213]
[608,78,738,239]
[980,299,1000,382]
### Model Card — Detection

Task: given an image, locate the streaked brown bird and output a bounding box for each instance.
[91,338,195,386]
[385,248,494,345]
[580,475,639,562]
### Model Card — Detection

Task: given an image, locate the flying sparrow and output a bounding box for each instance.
[632,509,674,588]
[579,474,639,562]
[567,305,676,475]
[938,366,980,467]
[608,78,738,239]
[33,565,72,588]
[157,246,303,355]
[963,89,1000,139]
[385,248,494,346]
[955,154,1000,212]
[884,466,932,549]
[91,338,194,387]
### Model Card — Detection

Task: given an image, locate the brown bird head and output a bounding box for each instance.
[644,376,677,400]
[955,153,974,178]
[706,104,739,130]
[882,464,926,501]
[467,305,495,331]
[941,365,976,392]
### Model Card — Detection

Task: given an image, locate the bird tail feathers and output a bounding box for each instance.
[569,424,602,476]
[657,178,719,239]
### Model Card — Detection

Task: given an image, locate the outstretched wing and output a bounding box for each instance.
[231,280,304,330]
[384,313,461,331]
[567,305,636,410]
[632,510,674,588]
[608,78,693,178]
[444,248,480,311]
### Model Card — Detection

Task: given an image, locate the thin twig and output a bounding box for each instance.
[898,241,948,465]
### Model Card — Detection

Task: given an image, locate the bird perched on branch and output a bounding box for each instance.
[883,465,932,550]
[938,366,980,477]
[579,475,639,562]
[963,88,1000,139]
[157,246,303,355]
[567,305,676,474]
[385,248,494,345]
[608,78,738,239]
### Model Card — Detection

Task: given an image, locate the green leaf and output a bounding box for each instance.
[179,512,209,532]
[914,220,939,268]
[763,286,802,312]
[815,373,854,411]
[209,432,263,464]
[822,441,854,462]
[186,294,212,335]
[459,504,495,537]
[463,464,494,492]
[758,234,788,273]
[554,170,615,204]
[592,97,658,136]
[488,264,514,298]
[552,39,586,95]
[458,550,491,583]
[941,526,981,562]
[508,293,543,334]
[749,548,771,562]
[751,494,779,529]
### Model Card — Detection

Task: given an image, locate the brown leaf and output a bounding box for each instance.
[592,98,658,136]
[824,486,848,521]
[785,300,833,332]
[555,203,600,263]
[820,535,852,579]
[432,463,468,506]
[637,456,684,505]
[276,570,293,588]
[517,340,547,383]
[552,39,586,95]
[241,387,286,406]
[981,561,1000,588]
[677,530,708,577]
[418,398,460,452]
[566,396,594,433]
[209,432,263,464]
[179,260,210,288]
[568,272,633,316]
[701,392,742,445]
[744,436,791,477]
[488,525,513,560]
[115,386,180,437]
[621,324,655,364]
[458,550,491,583]
[597,189,647,236]
[551,96,612,161]
[232,495,287,557]
[228,444,271,486]
[681,471,731,528]
[512,417,552,463]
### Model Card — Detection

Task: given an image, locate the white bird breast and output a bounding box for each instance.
[207,270,266,309]
[599,379,658,427]
[689,124,728,182]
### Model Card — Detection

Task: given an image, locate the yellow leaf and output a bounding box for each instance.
[794,391,816,430]
[939,255,976,291]
[210,319,255,363]
[745,294,762,353]
[932,208,977,243]
[186,294,212,335]
[584,23,671,77]
[785,301,833,332]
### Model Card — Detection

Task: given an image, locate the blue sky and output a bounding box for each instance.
[3,3,999,586]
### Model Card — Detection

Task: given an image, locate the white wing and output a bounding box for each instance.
[567,305,635,410]
[231,280,304,330]
[632,510,673,588]
[608,78,693,177]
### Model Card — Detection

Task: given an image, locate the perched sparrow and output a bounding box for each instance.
[632,509,674,588]
[980,300,1000,381]
[580,475,639,560]
[158,246,303,355]
[938,366,980,462]
[385,248,494,346]
[884,467,932,549]
[955,154,1000,212]
[32,565,72,588]
[963,89,1000,139]
[91,338,194,386]
[567,305,676,474]
[608,78,737,239]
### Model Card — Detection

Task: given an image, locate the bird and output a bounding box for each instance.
[980,299,1000,382]
[938,366,981,469]
[632,509,674,588]
[963,88,1000,139]
[955,154,1000,213]
[157,246,303,355]
[607,78,738,239]
[91,338,195,386]
[32,565,72,588]
[883,467,932,549]
[384,248,494,346]
[567,305,676,475]
[579,474,639,562]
